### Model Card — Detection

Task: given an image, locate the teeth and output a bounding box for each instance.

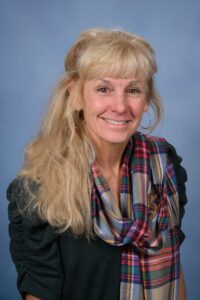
[103,118,128,125]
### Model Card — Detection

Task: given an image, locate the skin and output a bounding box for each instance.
[81,77,148,151]
[80,77,148,202]
[25,77,186,299]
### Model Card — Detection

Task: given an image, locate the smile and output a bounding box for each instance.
[102,118,130,125]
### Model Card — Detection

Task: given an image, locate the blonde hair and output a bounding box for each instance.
[20,28,163,235]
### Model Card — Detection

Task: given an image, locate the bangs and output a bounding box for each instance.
[78,42,153,80]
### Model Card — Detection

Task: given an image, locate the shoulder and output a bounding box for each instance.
[133,132,187,177]
[142,133,186,178]
[7,176,40,205]
[7,176,41,225]
[133,131,169,154]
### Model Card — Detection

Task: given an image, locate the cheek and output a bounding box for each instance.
[82,100,100,123]
[86,98,108,115]
[130,102,147,116]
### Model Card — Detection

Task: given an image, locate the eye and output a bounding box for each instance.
[128,88,141,95]
[96,86,111,94]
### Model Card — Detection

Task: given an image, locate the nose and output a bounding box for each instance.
[110,92,127,114]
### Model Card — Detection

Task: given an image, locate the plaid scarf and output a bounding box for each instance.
[91,132,180,300]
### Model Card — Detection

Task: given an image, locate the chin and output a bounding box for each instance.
[100,135,131,146]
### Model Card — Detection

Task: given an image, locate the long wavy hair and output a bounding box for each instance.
[20,28,163,235]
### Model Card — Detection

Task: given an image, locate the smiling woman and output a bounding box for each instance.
[81,77,148,147]
[7,28,187,300]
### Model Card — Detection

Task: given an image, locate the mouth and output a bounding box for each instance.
[101,117,131,125]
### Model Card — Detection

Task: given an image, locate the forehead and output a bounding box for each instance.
[97,77,144,84]
[84,77,146,87]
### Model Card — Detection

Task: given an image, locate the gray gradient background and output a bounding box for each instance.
[1,0,200,299]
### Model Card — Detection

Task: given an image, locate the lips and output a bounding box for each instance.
[101,117,130,125]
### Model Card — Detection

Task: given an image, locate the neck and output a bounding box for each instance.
[94,140,127,174]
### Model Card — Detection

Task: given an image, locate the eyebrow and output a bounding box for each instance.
[98,79,142,85]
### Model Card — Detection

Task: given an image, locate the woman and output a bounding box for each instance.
[7,28,187,300]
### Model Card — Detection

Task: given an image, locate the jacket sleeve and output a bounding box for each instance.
[7,177,64,300]
[167,143,188,244]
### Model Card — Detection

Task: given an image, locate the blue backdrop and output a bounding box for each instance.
[1,0,200,299]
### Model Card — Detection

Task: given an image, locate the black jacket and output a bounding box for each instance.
[7,144,187,300]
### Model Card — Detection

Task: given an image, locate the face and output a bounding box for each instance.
[78,77,148,149]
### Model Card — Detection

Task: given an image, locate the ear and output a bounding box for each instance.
[74,95,83,112]
[67,80,83,111]
[143,101,149,112]
[67,80,75,94]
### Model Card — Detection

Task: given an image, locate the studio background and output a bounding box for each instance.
[1,0,199,299]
